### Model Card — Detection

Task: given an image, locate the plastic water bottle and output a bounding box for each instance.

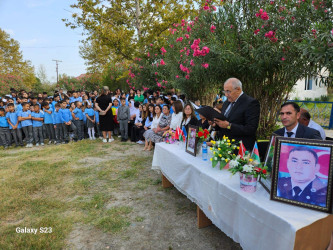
[202,141,208,161]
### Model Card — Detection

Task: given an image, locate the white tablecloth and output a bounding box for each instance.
[152,142,329,250]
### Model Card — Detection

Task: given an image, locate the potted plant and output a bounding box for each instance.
[210,136,239,169]
[196,128,210,155]
[228,152,269,193]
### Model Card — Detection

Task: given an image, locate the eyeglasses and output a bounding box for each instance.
[222,89,236,94]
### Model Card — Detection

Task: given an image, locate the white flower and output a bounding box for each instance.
[222,157,225,160]
[227,151,231,154]
[229,159,239,168]
[214,157,218,161]
[242,164,254,173]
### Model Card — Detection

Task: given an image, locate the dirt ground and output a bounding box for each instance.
[64,141,242,250]
[0,139,241,250]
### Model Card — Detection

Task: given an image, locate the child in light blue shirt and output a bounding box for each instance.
[31,104,44,146]
[0,108,11,148]
[53,103,64,144]
[72,101,84,140]
[85,103,95,140]
[18,102,33,147]
[94,107,101,138]
[42,102,56,144]
[6,103,23,147]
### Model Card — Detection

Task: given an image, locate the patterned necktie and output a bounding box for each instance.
[224,102,235,118]
[287,132,293,137]
[293,186,302,197]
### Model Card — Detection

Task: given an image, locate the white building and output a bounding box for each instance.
[289,70,329,100]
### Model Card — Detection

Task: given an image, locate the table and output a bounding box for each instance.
[152,142,333,250]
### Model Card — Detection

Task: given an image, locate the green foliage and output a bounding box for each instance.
[63,0,213,69]
[320,95,329,102]
[57,73,102,92]
[0,28,36,88]
[102,62,130,92]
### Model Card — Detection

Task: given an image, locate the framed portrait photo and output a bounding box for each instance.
[185,125,198,156]
[259,134,278,193]
[271,137,333,213]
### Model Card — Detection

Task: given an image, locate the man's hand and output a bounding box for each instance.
[214,118,229,129]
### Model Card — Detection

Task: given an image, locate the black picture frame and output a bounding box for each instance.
[185,125,198,156]
[259,134,279,193]
[271,137,333,213]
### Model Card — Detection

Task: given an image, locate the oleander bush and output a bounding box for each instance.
[127,0,333,137]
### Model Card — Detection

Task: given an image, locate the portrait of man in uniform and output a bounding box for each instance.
[277,145,329,207]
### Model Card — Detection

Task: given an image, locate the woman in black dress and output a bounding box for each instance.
[95,86,114,142]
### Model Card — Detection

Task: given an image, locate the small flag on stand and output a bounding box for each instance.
[175,127,180,140]
[238,141,246,158]
[182,126,187,140]
[251,141,260,163]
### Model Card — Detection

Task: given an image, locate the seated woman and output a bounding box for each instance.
[197,113,210,130]
[181,103,198,133]
[143,105,172,151]
[170,100,183,130]
[137,103,154,144]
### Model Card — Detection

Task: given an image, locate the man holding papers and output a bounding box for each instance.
[213,78,260,150]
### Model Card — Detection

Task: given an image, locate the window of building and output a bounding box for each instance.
[305,76,313,90]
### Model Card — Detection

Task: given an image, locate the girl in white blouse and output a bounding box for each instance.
[170,100,183,130]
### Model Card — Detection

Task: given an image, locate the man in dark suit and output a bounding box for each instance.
[274,102,322,140]
[277,146,327,207]
[214,78,260,150]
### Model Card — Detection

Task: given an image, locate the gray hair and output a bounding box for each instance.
[224,78,242,89]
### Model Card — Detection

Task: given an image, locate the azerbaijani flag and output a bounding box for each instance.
[238,141,246,158]
[182,126,187,141]
[251,141,260,163]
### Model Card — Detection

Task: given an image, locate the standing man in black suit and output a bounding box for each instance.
[214,78,260,150]
[274,102,322,140]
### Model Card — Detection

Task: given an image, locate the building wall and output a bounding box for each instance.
[289,71,329,100]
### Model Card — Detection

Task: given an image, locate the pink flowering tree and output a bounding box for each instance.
[163,0,332,136]
[125,45,172,91]
[0,75,28,96]
[124,0,332,136]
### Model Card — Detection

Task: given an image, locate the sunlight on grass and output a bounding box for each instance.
[0,141,154,249]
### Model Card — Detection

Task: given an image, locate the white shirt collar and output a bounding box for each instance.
[290,176,316,196]
[284,123,299,138]
[234,91,244,103]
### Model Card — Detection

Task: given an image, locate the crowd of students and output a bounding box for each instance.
[0,87,214,150]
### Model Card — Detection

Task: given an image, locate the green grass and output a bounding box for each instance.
[0,140,155,249]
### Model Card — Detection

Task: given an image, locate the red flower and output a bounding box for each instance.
[262,169,267,174]
[198,131,204,137]
[203,129,209,135]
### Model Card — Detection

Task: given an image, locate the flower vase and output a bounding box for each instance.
[196,142,202,157]
[239,173,258,193]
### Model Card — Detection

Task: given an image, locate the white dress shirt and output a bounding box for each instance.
[308,119,326,140]
[284,123,299,138]
[170,112,183,130]
[151,114,162,129]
